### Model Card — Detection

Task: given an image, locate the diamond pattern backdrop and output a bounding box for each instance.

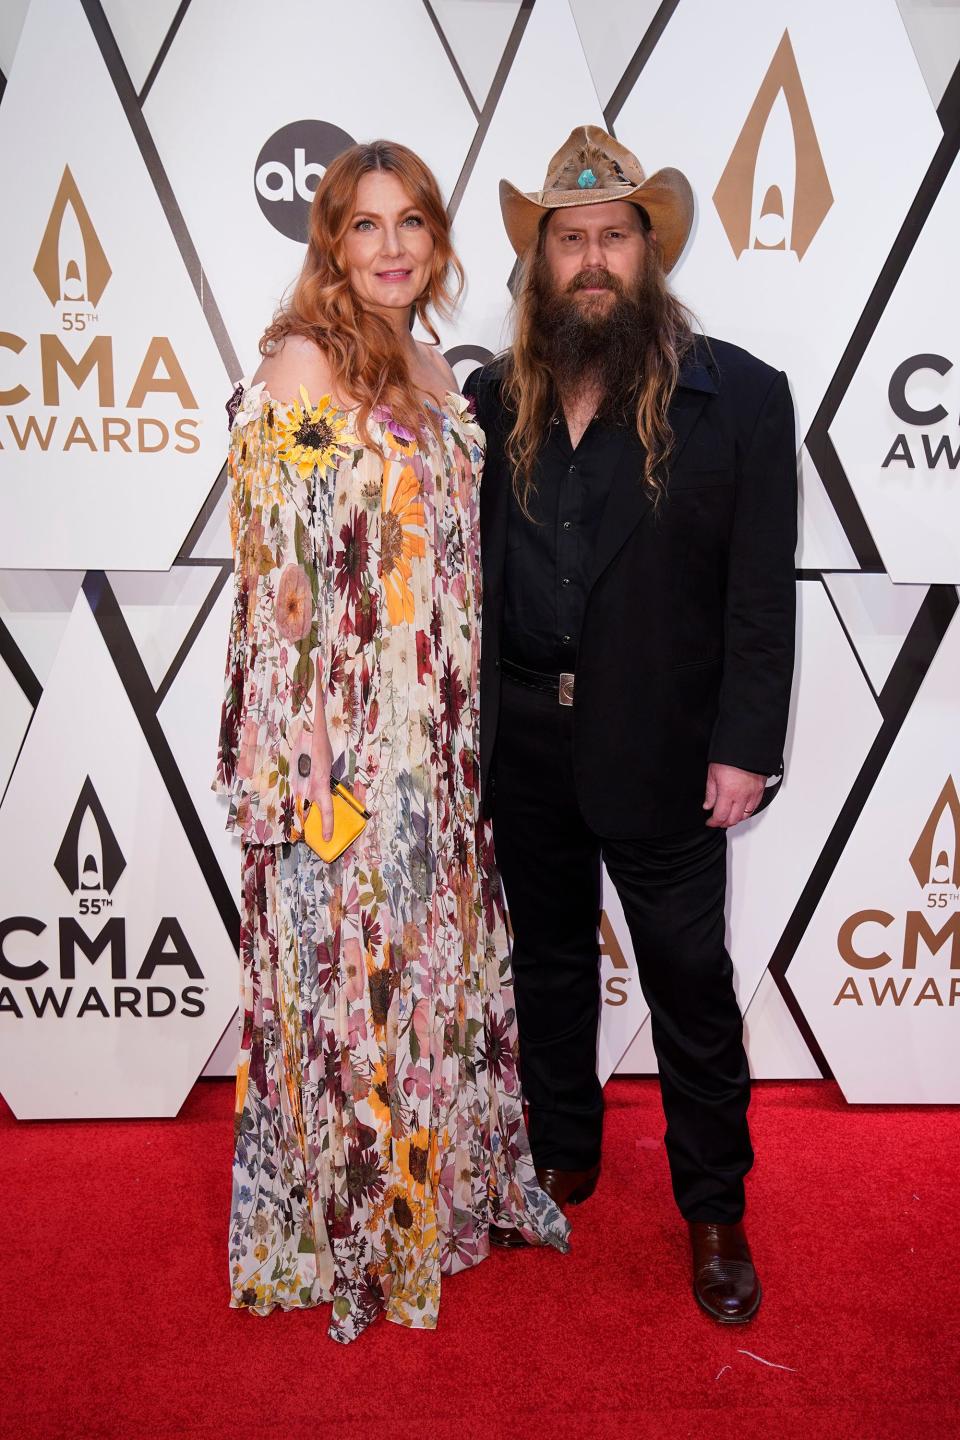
[1,0,959,1115]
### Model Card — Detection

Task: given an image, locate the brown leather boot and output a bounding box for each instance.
[689,1220,762,1323]
[490,1162,601,1248]
[537,1164,601,1207]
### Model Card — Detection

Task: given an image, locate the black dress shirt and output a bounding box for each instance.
[503,415,626,672]
[465,339,798,834]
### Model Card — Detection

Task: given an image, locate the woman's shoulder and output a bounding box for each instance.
[251,333,342,410]
[228,334,357,449]
[228,334,361,495]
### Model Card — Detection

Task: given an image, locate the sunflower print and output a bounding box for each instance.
[380,463,426,626]
[276,386,358,478]
[216,383,569,1344]
[395,1125,437,1194]
[367,1059,392,1126]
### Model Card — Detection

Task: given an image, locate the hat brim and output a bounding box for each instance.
[499,166,695,273]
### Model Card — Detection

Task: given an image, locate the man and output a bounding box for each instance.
[464,127,797,1323]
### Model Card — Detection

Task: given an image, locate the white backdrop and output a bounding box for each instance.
[1,0,959,1116]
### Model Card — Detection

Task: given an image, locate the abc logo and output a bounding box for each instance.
[254,119,356,241]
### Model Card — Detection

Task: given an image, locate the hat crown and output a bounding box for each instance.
[543,124,646,193]
[498,123,695,272]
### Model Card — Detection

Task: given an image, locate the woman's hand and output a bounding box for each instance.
[291,706,334,843]
[291,660,335,841]
[305,721,334,842]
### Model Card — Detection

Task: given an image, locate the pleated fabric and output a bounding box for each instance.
[216,385,569,1342]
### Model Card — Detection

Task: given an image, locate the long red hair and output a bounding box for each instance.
[261,140,463,441]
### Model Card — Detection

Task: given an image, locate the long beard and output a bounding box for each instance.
[528,265,654,415]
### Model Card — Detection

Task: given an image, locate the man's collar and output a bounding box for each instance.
[677,348,719,395]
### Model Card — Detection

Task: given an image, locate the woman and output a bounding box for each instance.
[214,140,569,1344]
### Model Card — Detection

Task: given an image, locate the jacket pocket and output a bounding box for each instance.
[667,468,732,491]
[666,655,723,673]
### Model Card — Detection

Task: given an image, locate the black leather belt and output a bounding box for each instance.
[501,657,575,706]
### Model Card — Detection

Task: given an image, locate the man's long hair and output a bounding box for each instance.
[502,217,697,516]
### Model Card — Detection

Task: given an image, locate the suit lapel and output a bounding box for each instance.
[588,355,718,589]
[588,428,646,588]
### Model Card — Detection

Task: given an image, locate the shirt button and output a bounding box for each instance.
[562,634,572,644]
[562,577,570,586]
[562,520,572,530]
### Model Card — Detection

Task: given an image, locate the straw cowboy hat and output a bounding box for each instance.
[499,124,694,273]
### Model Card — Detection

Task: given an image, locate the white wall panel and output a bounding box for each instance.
[830,151,960,584]
[0,0,28,77]
[100,0,183,94]
[0,0,231,570]
[796,446,859,571]
[0,589,238,1118]
[0,571,84,687]
[897,0,960,107]
[789,609,960,1101]
[615,0,941,439]
[741,970,821,1080]
[439,0,607,358]
[108,566,230,693]
[143,0,478,374]
[0,660,32,798]
[824,574,929,693]
[569,0,662,107]
[430,0,522,110]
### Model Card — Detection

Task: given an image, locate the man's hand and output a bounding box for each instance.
[703,762,765,829]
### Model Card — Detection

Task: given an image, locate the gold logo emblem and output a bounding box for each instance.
[33,165,111,307]
[909,776,960,889]
[713,29,833,261]
[834,777,960,1008]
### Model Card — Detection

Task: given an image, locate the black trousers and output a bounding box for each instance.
[492,674,753,1223]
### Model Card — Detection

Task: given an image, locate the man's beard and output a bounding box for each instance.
[529,262,654,414]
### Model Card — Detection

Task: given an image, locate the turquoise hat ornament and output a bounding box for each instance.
[499,124,694,273]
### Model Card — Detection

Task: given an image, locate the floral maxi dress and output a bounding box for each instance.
[214,382,569,1343]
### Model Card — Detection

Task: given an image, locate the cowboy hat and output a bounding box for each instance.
[499,124,694,273]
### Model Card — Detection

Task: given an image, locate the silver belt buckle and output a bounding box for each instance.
[559,672,575,707]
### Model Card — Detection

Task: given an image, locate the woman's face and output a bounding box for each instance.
[343,170,435,316]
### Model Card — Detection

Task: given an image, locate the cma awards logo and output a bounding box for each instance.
[34,166,112,308]
[713,29,833,261]
[834,778,960,1009]
[0,164,200,455]
[54,776,126,898]
[254,120,356,241]
[0,777,207,1022]
[881,355,960,474]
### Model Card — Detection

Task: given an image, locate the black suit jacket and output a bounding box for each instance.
[464,336,798,838]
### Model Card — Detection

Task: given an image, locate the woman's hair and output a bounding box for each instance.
[503,217,697,516]
[261,140,463,440]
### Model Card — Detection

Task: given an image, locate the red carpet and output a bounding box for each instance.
[6,1078,959,1440]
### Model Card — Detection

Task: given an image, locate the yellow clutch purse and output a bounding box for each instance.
[303,779,370,862]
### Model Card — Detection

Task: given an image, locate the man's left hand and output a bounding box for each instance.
[703,762,766,829]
